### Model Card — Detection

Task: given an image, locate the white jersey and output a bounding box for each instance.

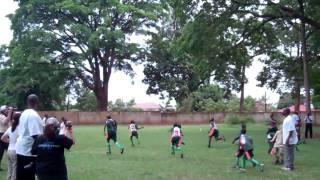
[129,123,137,132]
[210,122,218,129]
[172,127,181,137]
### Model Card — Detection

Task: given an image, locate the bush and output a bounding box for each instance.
[225,115,256,124]
[225,115,240,124]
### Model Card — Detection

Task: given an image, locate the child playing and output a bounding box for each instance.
[270,127,284,165]
[267,114,278,154]
[104,115,124,155]
[128,120,144,146]
[208,118,225,148]
[233,125,264,172]
[170,122,184,158]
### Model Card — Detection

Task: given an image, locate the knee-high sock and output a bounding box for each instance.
[115,142,123,149]
[130,136,134,145]
[235,157,240,167]
[208,137,212,146]
[249,158,260,166]
[171,145,175,153]
[242,156,247,168]
[107,143,111,153]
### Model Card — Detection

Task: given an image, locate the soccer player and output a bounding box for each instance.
[233,125,264,172]
[128,120,143,146]
[104,115,124,155]
[170,123,184,158]
[208,118,225,148]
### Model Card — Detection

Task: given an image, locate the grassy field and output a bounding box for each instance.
[1,124,319,180]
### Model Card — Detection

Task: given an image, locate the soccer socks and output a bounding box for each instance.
[107,143,111,154]
[235,157,240,167]
[130,136,134,146]
[208,137,212,147]
[115,142,124,149]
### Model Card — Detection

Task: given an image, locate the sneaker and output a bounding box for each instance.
[259,164,264,172]
[281,167,291,171]
[239,168,246,172]
[120,148,124,154]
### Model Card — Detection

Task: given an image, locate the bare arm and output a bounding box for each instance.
[1,134,9,143]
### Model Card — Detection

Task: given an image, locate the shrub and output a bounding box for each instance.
[225,115,256,124]
[225,115,240,124]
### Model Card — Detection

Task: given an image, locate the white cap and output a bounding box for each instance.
[0,105,7,112]
[45,117,60,126]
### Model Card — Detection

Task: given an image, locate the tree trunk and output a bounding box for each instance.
[298,0,311,112]
[95,86,108,111]
[294,82,301,112]
[239,65,246,112]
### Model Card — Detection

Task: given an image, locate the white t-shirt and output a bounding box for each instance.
[15,109,43,156]
[304,115,313,124]
[59,122,66,135]
[172,127,181,137]
[4,127,19,151]
[129,124,137,132]
[282,115,298,145]
[291,114,300,126]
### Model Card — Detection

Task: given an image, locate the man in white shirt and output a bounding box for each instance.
[16,94,43,180]
[282,108,298,171]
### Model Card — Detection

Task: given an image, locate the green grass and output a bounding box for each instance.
[1,124,320,180]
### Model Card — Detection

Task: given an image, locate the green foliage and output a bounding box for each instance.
[177,85,257,112]
[8,0,163,110]
[225,115,256,125]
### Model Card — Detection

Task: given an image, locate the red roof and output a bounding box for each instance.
[278,104,315,112]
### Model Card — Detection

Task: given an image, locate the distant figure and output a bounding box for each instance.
[32,117,75,180]
[208,118,225,148]
[104,115,124,155]
[170,122,184,158]
[59,117,67,135]
[1,112,20,180]
[128,120,144,146]
[281,108,298,171]
[291,112,302,141]
[15,94,43,180]
[304,111,313,139]
[267,113,278,154]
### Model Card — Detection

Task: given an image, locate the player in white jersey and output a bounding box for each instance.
[208,118,225,148]
[170,123,184,158]
[128,120,143,146]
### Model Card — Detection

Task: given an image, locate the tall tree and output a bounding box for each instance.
[9,0,161,110]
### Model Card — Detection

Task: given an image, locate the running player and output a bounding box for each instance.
[104,115,124,155]
[208,118,225,148]
[128,120,143,146]
[170,122,184,158]
[235,128,264,172]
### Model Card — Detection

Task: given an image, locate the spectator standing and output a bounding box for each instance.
[15,94,43,180]
[304,111,313,139]
[282,108,298,171]
[32,117,75,180]
[0,106,13,171]
[1,112,20,180]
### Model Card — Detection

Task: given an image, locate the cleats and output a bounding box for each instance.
[120,148,124,154]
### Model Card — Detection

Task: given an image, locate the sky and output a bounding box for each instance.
[0,0,280,106]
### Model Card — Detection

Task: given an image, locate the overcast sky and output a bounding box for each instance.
[0,0,280,106]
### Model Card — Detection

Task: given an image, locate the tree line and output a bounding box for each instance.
[0,0,319,112]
